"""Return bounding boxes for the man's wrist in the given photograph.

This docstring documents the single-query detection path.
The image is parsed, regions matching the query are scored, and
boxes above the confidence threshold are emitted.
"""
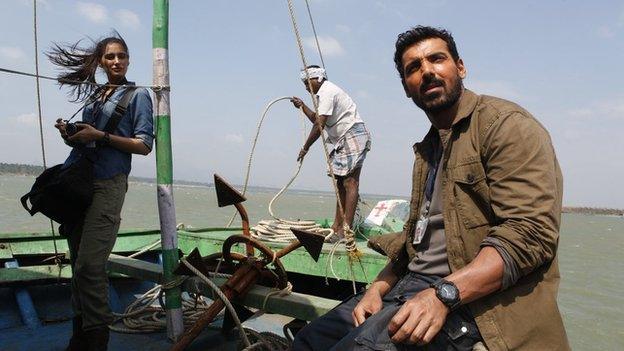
[368,280,391,297]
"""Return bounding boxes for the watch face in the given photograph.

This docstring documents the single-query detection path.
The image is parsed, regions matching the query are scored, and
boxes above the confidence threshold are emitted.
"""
[440,284,458,300]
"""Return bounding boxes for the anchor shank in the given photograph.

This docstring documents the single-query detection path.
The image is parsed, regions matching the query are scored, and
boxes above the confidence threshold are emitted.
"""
[234,202,254,256]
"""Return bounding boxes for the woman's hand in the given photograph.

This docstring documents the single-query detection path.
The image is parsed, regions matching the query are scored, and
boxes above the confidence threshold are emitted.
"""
[54,118,68,139]
[67,123,104,144]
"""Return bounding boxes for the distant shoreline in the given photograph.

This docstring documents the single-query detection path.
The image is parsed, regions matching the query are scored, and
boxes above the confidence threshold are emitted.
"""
[3,162,622,215]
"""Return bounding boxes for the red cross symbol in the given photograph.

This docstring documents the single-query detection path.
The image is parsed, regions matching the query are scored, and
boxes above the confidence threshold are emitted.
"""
[373,203,389,216]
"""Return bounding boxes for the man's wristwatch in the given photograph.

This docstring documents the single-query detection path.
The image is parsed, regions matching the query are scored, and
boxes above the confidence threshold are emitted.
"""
[430,278,461,311]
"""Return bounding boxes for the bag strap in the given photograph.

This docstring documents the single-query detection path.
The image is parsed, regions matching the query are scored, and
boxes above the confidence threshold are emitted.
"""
[103,87,138,133]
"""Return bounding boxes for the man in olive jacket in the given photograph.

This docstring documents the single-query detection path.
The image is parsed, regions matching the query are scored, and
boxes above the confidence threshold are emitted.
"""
[292,26,569,351]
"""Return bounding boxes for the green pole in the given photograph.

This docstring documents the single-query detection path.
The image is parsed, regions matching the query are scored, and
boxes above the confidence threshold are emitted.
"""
[153,0,184,341]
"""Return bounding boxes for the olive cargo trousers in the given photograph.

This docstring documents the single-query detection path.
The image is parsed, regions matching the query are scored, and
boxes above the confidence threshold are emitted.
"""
[68,174,127,330]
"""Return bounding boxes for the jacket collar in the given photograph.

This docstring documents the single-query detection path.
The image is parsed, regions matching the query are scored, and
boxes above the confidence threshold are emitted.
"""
[413,89,479,159]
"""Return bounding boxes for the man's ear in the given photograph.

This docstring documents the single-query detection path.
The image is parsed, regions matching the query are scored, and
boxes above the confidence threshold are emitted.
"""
[457,58,466,79]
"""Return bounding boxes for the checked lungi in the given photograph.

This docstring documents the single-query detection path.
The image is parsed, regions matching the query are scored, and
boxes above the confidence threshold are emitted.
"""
[328,123,371,177]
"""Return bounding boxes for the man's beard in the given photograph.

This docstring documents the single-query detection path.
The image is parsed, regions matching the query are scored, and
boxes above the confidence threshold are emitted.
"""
[412,76,463,113]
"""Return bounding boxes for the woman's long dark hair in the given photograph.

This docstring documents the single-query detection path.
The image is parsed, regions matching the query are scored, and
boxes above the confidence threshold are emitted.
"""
[46,33,129,102]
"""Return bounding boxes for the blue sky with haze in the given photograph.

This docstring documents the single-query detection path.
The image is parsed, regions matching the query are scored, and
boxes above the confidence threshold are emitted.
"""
[1,0,623,208]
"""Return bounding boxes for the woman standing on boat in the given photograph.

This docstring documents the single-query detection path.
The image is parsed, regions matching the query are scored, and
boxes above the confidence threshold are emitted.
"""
[291,66,371,242]
[49,33,153,351]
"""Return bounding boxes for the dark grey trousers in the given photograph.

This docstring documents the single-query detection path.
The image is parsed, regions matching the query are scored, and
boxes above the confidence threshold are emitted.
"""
[292,272,482,351]
[68,174,127,330]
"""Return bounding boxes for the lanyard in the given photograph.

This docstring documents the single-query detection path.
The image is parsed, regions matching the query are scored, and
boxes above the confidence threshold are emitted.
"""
[414,143,443,245]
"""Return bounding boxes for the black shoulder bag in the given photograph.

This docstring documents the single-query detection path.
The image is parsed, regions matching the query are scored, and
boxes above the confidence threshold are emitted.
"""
[20,87,137,228]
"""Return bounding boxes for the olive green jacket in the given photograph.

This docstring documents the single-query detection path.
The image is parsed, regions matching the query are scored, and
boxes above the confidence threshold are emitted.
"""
[368,89,569,350]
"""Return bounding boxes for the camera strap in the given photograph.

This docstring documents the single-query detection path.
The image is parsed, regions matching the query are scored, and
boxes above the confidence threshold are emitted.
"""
[102,86,138,134]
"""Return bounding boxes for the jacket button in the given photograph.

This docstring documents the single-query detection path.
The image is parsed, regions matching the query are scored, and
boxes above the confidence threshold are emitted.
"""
[466,174,475,183]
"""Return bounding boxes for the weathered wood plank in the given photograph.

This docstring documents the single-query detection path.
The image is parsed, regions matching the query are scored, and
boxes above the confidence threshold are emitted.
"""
[0,264,72,287]
[184,276,340,321]
[107,254,163,283]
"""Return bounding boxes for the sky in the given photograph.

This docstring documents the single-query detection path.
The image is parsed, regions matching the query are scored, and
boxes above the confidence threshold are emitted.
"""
[1,0,623,208]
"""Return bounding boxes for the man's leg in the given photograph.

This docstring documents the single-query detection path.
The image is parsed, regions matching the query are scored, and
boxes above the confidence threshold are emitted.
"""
[342,167,362,230]
[294,273,483,351]
[292,292,362,351]
[332,177,346,235]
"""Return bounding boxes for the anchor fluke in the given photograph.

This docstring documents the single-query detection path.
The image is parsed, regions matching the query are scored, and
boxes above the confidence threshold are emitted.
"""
[290,228,325,262]
[214,174,246,207]
[173,248,211,277]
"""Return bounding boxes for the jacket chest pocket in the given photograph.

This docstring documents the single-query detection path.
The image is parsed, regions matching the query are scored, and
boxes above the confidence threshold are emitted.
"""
[451,159,492,229]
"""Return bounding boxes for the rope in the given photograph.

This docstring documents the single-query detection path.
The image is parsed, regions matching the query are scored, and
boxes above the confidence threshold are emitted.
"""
[241,327,290,351]
[180,258,252,348]
[0,67,169,91]
[251,219,332,242]
[304,0,326,72]
[225,96,294,227]
[31,0,62,269]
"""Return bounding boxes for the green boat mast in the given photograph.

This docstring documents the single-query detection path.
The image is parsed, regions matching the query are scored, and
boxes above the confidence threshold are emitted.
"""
[152,0,184,341]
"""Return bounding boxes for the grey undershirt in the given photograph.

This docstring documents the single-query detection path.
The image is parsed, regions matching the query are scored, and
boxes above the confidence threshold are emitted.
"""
[408,130,451,276]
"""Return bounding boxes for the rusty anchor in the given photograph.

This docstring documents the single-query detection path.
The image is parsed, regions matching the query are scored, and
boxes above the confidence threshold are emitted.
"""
[170,174,325,351]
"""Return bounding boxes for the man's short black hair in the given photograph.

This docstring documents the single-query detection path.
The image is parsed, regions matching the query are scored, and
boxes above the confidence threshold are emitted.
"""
[393,26,460,79]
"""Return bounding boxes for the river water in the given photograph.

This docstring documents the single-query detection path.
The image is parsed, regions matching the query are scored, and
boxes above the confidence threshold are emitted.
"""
[1,174,622,349]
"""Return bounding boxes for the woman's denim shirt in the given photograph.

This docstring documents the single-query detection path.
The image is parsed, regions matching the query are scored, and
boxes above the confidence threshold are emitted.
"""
[63,83,154,179]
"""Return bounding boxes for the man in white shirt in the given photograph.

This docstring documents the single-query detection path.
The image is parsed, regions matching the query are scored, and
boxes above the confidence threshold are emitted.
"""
[291,66,371,242]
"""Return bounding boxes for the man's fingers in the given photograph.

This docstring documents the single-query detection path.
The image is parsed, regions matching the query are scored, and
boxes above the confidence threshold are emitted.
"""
[389,311,418,344]
[387,304,410,337]
[408,317,431,345]
[352,308,365,327]
[419,319,443,345]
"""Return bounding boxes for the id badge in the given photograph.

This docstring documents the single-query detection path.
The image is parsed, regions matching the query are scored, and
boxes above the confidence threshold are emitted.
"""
[413,217,429,245]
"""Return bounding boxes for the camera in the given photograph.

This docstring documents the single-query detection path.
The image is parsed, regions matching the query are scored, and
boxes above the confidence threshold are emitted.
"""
[64,122,91,137]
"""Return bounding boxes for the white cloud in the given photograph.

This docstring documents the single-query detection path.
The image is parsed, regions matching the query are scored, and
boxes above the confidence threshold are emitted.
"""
[304,36,345,57]
[597,26,616,38]
[77,2,107,24]
[14,113,40,128]
[225,133,243,144]
[335,24,351,34]
[566,98,624,121]
[116,9,140,29]
[0,46,26,61]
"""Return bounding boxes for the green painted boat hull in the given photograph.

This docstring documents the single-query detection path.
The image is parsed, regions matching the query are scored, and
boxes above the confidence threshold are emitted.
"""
[0,225,390,284]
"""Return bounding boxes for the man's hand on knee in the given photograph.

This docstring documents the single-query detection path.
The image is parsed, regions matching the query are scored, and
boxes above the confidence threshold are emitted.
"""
[352,288,383,327]
[387,288,449,345]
